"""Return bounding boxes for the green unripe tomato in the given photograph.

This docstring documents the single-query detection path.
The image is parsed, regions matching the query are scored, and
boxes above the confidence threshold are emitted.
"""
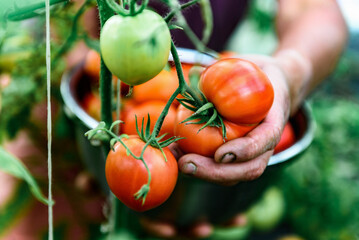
[247,187,285,232]
[100,10,171,86]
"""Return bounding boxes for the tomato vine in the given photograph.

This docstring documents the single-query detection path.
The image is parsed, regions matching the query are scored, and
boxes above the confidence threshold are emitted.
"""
[84,0,217,234]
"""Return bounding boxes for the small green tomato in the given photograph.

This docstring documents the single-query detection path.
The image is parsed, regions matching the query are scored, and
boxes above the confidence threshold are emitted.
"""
[100,10,171,86]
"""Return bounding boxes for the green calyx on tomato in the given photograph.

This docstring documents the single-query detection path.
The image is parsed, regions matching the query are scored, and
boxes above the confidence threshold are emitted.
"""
[85,118,180,210]
[174,105,256,157]
[106,136,178,212]
[134,113,183,157]
[174,58,273,156]
[100,9,171,86]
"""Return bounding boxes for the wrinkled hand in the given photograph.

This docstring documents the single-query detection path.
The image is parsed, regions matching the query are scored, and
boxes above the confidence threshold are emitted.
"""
[177,55,291,185]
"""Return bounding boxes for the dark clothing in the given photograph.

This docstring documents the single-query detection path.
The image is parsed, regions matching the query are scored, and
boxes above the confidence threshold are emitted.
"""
[151,0,249,51]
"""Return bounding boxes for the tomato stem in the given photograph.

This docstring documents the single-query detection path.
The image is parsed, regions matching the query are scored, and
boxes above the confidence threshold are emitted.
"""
[130,0,136,15]
[135,0,149,15]
[164,0,199,23]
[97,0,115,129]
[150,41,205,140]
[105,0,129,16]
[54,0,91,63]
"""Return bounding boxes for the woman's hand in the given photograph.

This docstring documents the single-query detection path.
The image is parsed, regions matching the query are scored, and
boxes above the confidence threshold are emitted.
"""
[177,55,291,185]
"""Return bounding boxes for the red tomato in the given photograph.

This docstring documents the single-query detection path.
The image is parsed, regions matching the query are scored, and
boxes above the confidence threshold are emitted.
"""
[82,92,101,120]
[199,58,274,124]
[105,136,178,211]
[83,50,130,96]
[132,70,178,103]
[174,105,256,157]
[131,65,191,105]
[122,101,176,139]
[83,49,101,78]
[274,122,296,154]
[219,51,238,59]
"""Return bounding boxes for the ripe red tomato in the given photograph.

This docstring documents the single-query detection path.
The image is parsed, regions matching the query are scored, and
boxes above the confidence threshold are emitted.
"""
[131,65,191,105]
[82,92,101,120]
[174,105,256,157]
[121,100,176,139]
[273,122,296,154]
[132,70,178,104]
[219,51,238,59]
[105,136,178,212]
[83,49,101,79]
[100,10,171,86]
[199,58,274,124]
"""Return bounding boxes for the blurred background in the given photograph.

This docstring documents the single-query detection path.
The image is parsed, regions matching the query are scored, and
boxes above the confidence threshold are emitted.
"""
[0,0,359,239]
[226,0,359,239]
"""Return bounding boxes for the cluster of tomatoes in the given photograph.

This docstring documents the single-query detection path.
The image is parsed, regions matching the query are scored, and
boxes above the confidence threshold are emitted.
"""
[82,49,189,211]
[82,47,297,211]
[81,9,296,212]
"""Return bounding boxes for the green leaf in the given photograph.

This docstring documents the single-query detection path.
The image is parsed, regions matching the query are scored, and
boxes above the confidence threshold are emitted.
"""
[83,34,100,53]
[110,138,117,151]
[109,120,123,132]
[193,102,213,115]
[2,0,69,22]
[198,108,217,132]
[0,146,53,206]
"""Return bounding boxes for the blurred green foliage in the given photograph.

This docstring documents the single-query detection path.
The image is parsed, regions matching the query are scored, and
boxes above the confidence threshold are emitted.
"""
[0,1,97,141]
[280,36,359,238]
[281,98,359,240]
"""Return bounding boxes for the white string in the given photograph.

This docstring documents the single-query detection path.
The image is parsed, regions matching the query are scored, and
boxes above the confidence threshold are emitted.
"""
[116,79,121,134]
[45,0,53,239]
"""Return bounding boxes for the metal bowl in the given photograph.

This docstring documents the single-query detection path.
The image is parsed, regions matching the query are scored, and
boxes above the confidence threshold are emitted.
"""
[60,48,315,226]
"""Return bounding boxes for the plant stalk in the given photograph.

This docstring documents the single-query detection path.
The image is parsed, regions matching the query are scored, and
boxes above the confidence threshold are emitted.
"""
[97,0,114,129]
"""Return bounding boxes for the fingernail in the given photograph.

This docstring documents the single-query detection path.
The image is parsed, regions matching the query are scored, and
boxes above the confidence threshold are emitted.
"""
[182,162,197,175]
[221,153,236,163]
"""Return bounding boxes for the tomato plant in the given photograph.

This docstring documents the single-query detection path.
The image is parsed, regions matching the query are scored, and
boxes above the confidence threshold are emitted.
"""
[105,136,178,212]
[174,105,256,157]
[199,58,274,124]
[273,122,296,154]
[100,10,171,86]
[121,100,176,139]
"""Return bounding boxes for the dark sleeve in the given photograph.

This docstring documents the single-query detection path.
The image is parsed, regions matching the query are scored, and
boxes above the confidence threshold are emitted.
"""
[150,0,249,52]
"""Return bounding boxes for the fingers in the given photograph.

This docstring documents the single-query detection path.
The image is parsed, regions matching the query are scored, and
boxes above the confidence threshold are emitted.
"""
[228,213,248,227]
[188,222,213,239]
[214,106,285,163]
[179,151,272,184]
[168,142,184,159]
[140,217,176,238]
[140,217,213,239]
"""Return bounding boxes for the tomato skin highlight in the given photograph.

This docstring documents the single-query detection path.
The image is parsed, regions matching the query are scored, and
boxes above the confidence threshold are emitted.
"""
[121,100,176,139]
[100,10,171,86]
[105,136,178,212]
[274,122,296,154]
[174,105,256,157]
[199,58,274,125]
